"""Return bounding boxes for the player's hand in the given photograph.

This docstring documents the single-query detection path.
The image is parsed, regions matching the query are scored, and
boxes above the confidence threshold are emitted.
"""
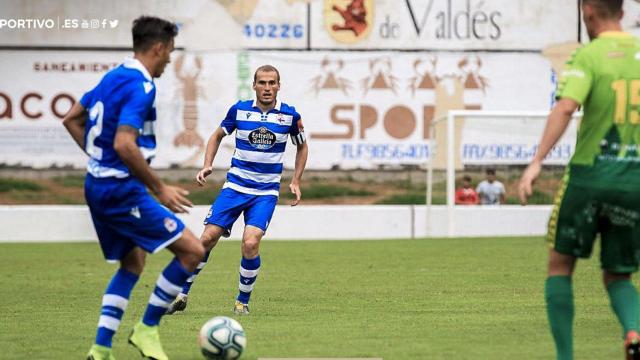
[196,166,213,187]
[518,161,542,205]
[157,185,193,214]
[289,180,302,206]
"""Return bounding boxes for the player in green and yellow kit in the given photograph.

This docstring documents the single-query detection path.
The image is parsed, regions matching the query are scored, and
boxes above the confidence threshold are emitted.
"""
[519,1,640,359]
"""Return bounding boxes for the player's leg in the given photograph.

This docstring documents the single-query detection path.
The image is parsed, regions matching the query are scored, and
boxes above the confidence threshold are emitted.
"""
[234,194,277,314]
[110,185,203,360]
[129,228,204,360]
[166,224,226,314]
[234,225,264,314]
[604,272,640,360]
[181,224,226,296]
[546,249,577,360]
[88,246,145,360]
[85,179,144,360]
[166,188,245,315]
[545,181,595,360]
[599,198,640,359]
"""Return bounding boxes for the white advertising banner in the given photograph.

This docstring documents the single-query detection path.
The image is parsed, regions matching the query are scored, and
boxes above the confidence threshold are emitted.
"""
[0,50,559,169]
[459,115,577,166]
[311,0,579,50]
[0,0,308,50]
[1,0,585,51]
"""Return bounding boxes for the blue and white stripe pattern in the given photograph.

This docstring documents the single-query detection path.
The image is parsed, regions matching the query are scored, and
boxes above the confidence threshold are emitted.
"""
[220,100,305,197]
[237,256,261,304]
[180,251,210,296]
[142,257,192,326]
[95,268,139,348]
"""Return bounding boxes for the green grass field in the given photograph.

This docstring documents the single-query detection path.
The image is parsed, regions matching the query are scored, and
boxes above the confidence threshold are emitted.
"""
[0,238,625,359]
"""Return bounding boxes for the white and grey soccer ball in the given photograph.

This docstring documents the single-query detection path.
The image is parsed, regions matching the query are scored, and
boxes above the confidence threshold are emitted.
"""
[198,316,247,359]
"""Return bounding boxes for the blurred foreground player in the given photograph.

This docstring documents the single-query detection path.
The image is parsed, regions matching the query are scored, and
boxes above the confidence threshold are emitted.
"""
[63,16,204,360]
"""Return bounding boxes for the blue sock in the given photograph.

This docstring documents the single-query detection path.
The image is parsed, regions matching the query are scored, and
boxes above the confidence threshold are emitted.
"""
[142,257,192,326]
[95,268,139,348]
[237,255,261,304]
[180,251,210,296]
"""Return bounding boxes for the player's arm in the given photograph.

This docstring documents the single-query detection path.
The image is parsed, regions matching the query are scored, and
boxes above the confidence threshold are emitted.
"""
[196,127,226,186]
[290,142,308,206]
[518,98,579,204]
[520,48,591,204]
[289,117,308,207]
[196,105,237,186]
[116,85,192,213]
[114,126,193,213]
[62,102,88,152]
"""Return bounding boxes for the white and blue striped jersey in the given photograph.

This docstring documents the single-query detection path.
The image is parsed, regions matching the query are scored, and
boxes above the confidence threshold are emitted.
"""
[79,58,157,178]
[220,99,305,196]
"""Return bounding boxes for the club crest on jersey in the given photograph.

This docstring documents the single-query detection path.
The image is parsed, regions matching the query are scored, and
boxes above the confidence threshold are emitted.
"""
[248,126,276,150]
[277,114,285,124]
[164,217,178,233]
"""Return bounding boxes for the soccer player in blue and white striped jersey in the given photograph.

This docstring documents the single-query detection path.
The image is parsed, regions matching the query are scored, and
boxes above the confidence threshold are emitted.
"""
[62,16,204,360]
[166,65,308,315]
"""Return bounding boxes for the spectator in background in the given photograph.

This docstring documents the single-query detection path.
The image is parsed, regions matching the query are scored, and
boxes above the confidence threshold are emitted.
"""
[455,175,479,205]
[476,168,505,205]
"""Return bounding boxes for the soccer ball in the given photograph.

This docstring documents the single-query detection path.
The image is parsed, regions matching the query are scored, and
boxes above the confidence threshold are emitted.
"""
[198,316,247,359]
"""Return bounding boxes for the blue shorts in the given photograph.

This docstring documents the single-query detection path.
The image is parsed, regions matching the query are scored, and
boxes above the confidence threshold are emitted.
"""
[204,187,278,233]
[85,175,185,262]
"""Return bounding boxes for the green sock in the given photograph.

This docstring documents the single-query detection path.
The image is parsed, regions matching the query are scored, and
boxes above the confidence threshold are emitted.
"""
[545,276,574,360]
[607,278,640,338]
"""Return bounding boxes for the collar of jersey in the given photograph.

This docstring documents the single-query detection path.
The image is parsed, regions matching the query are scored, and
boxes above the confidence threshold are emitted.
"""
[123,57,153,81]
[598,31,632,39]
[252,99,281,112]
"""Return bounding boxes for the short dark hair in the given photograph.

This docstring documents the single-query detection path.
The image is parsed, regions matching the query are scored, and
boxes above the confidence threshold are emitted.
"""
[253,65,280,83]
[583,0,623,19]
[462,175,472,182]
[132,16,178,53]
[486,168,496,175]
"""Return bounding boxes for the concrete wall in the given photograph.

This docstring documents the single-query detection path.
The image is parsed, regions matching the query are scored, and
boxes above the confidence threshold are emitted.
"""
[0,205,552,242]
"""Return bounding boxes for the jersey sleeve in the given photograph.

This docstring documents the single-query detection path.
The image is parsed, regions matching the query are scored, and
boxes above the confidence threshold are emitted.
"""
[219,104,238,135]
[289,110,306,145]
[118,82,155,130]
[555,47,593,104]
[79,88,95,109]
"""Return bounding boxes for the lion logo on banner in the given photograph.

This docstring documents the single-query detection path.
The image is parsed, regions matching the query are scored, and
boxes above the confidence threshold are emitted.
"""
[324,0,373,43]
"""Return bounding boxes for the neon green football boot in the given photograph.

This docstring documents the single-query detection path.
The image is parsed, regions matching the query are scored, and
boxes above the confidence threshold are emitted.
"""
[86,344,115,360]
[128,321,169,360]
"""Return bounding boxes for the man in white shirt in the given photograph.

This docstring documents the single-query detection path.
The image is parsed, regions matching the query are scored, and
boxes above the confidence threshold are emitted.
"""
[476,168,505,205]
